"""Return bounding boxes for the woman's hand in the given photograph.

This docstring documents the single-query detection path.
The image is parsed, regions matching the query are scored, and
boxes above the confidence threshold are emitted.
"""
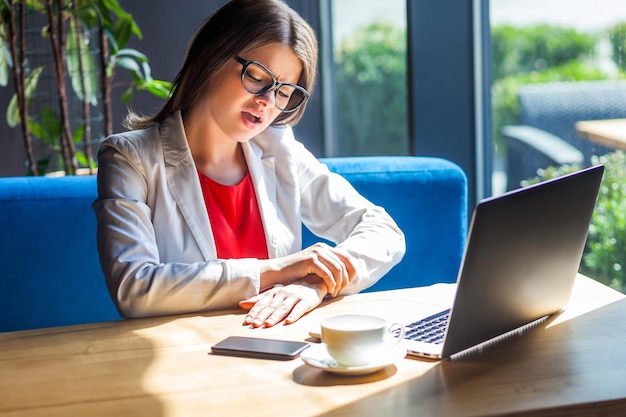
[239,275,328,327]
[259,243,356,297]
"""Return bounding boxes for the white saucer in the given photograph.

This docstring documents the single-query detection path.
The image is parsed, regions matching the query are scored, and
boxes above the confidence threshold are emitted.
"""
[300,343,406,375]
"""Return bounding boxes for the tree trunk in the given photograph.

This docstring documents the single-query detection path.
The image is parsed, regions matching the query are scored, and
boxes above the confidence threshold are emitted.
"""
[7,0,38,175]
[46,0,77,174]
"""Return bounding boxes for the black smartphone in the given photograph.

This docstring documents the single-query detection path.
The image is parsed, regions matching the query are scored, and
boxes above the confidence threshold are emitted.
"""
[210,336,310,360]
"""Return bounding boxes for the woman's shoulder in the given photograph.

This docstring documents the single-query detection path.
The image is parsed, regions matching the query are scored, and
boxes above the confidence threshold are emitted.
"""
[105,111,184,144]
[103,122,160,149]
[99,122,168,171]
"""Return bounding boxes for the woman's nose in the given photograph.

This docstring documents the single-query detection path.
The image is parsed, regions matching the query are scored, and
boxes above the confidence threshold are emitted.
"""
[255,89,277,109]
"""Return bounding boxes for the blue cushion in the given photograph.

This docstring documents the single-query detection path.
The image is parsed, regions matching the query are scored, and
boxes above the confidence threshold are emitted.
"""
[0,176,119,332]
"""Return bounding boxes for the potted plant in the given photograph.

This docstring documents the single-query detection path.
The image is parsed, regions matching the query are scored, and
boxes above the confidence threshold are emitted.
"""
[0,0,170,176]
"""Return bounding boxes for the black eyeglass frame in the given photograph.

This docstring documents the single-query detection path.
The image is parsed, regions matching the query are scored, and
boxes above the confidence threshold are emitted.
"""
[235,56,309,113]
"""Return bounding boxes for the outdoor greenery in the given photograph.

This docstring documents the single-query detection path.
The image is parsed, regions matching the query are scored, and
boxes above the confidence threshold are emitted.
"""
[335,21,626,158]
[334,21,408,156]
[491,23,626,153]
[493,23,626,292]
[491,24,598,80]
[609,23,626,71]
[522,151,626,293]
[491,24,602,153]
[0,0,170,175]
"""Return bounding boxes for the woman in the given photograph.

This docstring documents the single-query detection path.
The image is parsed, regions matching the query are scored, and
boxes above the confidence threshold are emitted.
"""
[93,0,405,328]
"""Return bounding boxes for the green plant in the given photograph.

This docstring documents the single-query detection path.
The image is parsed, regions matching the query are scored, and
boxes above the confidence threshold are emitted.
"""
[522,151,626,293]
[0,0,170,175]
[491,24,597,81]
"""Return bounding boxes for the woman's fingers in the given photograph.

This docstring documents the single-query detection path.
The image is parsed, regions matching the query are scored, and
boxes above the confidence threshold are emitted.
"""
[242,288,290,327]
[330,247,357,292]
[263,295,297,327]
[239,280,326,327]
[305,244,353,296]
[238,298,256,310]
[284,298,311,325]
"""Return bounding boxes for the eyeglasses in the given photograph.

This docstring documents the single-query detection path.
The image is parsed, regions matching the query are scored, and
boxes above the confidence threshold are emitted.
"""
[235,56,309,113]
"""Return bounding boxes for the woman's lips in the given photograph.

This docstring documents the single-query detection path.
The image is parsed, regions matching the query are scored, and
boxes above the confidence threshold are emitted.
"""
[241,110,263,129]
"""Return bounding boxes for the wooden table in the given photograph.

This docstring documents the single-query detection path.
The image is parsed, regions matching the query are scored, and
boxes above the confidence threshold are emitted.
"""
[1,274,625,417]
[576,118,626,151]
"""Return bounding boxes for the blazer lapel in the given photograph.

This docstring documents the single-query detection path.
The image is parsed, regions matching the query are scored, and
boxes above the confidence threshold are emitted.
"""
[160,112,216,259]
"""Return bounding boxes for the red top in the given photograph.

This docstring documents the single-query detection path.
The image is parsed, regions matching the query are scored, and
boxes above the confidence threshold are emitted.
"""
[198,171,269,260]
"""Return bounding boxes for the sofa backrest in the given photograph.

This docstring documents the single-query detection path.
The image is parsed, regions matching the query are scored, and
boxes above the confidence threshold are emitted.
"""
[0,175,118,332]
[0,156,467,332]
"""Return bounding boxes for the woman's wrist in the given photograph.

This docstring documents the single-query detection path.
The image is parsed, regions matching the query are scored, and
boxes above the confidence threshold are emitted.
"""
[258,258,283,288]
[292,274,328,298]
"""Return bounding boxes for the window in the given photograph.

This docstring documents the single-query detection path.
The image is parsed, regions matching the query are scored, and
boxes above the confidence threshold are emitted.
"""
[490,0,626,292]
[490,0,626,193]
[327,0,409,156]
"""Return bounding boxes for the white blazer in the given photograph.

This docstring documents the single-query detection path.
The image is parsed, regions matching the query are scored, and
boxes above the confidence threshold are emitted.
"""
[93,111,405,318]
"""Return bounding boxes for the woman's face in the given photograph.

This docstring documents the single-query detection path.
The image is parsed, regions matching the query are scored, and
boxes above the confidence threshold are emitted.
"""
[201,42,303,143]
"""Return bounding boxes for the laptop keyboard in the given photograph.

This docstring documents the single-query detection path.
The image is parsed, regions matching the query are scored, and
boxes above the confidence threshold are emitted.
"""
[397,309,451,345]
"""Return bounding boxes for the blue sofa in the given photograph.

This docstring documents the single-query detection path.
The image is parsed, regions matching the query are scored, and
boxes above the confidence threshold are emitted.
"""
[0,156,467,332]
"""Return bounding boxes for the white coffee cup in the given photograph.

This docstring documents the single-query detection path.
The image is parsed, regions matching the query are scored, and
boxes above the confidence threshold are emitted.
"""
[320,314,405,366]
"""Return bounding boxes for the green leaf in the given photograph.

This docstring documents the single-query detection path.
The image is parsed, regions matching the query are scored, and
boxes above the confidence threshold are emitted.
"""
[6,66,44,128]
[76,151,88,166]
[141,80,171,99]
[102,0,126,17]
[25,1,46,11]
[7,95,20,128]
[105,60,116,79]
[141,60,152,82]
[0,2,10,23]
[99,0,141,38]
[121,86,133,103]
[37,107,61,145]
[73,124,85,144]
[28,119,44,140]
[0,25,11,87]
[26,109,60,145]
[66,18,98,106]
[116,48,148,62]
[73,2,99,29]
[112,14,133,50]
[114,55,142,76]
[93,0,116,25]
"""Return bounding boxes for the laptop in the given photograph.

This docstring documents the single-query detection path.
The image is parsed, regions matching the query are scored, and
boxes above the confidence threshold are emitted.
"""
[312,164,604,360]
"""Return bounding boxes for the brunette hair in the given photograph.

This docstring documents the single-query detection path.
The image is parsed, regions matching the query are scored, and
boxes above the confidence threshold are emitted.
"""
[124,0,318,130]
